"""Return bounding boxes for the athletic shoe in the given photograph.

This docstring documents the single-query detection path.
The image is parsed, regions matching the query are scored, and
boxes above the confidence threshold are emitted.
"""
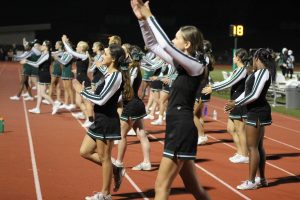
[82,120,93,128]
[255,177,268,187]
[197,135,208,145]
[112,163,125,192]
[28,107,40,114]
[132,162,151,171]
[144,114,154,120]
[59,104,68,109]
[52,105,59,115]
[42,99,50,105]
[127,129,136,136]
[66,104,76,111]
[231,155,249,164]
[54,100,61,106]
[237,180,258,190]
[151,119,163,125]
[24,96,34,101]
[229,153,240,162]
[71,112,85,120]
[21,92,29,97]
[85,192,112,200]
[10,95,20,100]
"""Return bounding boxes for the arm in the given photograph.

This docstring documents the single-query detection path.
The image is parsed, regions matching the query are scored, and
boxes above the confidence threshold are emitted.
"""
[212,67,247,91]
[81,72,122,105]
[14,51,33,61]
[89,55,103,72]
[130,67,138,86]
[25,53,49,68]
[235,69,269,106]
[31,47,42,56]
[63,40,88,60]
[55,52,73,65]
[146,16,205,76]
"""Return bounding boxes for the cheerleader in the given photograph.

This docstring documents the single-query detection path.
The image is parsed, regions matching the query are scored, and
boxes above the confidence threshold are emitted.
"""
[131,1,210,199]
[225,48,275,190]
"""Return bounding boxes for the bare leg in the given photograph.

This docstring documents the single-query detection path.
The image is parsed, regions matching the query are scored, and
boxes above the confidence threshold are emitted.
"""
[80,134,101,165]
[133,119,151,163]
[227,119,242,155]
[179,160,211,200]
[194,101,205,137]
[235,120,248,157]
[258,126,266,179]
[96,139,114,195]
[155,157,183,200]
[116,120,132,163]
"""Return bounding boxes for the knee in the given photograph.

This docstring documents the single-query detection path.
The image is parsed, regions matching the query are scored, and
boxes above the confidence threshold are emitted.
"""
[79,147,89,159]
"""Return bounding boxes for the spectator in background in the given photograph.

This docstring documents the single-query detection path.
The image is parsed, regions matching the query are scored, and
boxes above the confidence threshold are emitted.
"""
[6,48,14,61]
[287,50,295,79]
[0,47,5,61]
[278,47,288,77]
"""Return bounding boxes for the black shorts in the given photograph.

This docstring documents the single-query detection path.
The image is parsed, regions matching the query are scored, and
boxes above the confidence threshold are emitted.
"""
[77,74,91,87]
[120,97,147,121]
[151,80,163,92]
[246,104,272,127]
[162,84,170,93]
[164,111,198,160]
[38,70,51,84]
[229,106,247,120]
[88,113,121,141]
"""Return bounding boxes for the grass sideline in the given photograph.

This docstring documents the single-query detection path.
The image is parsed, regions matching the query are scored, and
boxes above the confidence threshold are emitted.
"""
[210,65,300,118]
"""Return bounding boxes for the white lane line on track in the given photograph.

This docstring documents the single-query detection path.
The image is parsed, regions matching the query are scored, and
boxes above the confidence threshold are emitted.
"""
[23,97,43,200]
[71,112,149,200]
[148,134,252,200]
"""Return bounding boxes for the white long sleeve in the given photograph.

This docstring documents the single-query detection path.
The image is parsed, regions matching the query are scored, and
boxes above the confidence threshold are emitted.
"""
[25,53,49,68]
[63,41,88,60]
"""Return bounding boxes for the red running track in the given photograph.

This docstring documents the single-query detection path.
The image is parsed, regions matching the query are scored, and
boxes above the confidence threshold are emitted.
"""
[0,61,299,200]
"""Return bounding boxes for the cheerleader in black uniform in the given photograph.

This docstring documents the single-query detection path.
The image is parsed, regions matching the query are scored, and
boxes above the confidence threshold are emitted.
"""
[82,41,105,128]
[113,46,151,186]
[131,1,210,199]
[73,44,128,200]
[203,48,249,162]
[62,35,91,120]
[225,48,275,190]
[49,41,64,105]
[193,40,215,145]
[21,40,59,115]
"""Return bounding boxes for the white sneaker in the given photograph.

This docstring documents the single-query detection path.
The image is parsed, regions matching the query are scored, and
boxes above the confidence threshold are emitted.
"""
[28,107,40,114]
[85,192,112,200]
[66,104,76,111]
[197,135,208,145]
[21,92,29,97]
[72,112,85,119]
[144,114,154,120]
[231,155,249,164]
[255,177,268,187]
[127,129,136,135]
[42,99,50,105]
[82,120,93,128]
[59,104,68,109]
[237,180,258,190]
[132,162,151,171]
[10,95,20,100]
[24,96,34,101]
[229,153,240,162]
[151,119,163,125]
[52,105,59,115]
[54,100,61,106]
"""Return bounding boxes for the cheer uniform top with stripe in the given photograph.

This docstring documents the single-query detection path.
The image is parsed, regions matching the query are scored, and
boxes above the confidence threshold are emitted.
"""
[89,54,104,86]
[157,63,177,93]
[235,68,272,126]
[81,71,123,141]
[213,66,248,120]
[15,48,41,76]
[25,52,51,84]
[120,67,147,121]
[195,56,211,102]
[141,51,156,81]
[51,51,64,77]
[140,16,205,160]
[63,41,91,87]
[55,51,74,80]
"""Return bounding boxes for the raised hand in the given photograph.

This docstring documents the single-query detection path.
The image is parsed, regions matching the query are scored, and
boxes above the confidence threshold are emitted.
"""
[130,0,152,20]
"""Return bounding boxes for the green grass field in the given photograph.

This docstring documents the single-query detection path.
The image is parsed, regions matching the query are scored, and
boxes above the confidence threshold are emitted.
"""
[210,66,300,118]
